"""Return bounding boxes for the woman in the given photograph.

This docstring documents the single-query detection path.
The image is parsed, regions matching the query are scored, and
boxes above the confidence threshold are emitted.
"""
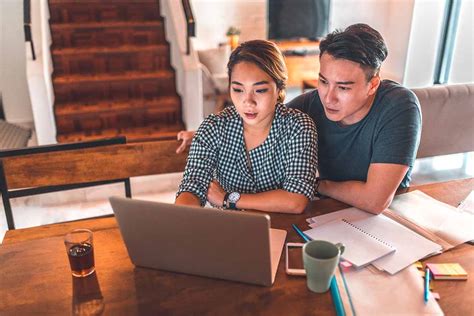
[175,40,317,214]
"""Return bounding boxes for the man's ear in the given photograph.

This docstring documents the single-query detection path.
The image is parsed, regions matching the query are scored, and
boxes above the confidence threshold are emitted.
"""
[368,75,381,96]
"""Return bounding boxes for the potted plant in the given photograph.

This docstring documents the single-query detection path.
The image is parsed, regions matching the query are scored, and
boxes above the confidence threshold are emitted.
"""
[226,26,241,50]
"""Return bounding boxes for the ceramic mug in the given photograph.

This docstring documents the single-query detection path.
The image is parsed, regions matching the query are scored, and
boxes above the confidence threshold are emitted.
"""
[302,240,345,293]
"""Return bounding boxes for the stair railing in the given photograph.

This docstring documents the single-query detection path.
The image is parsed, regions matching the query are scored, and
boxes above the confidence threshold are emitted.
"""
[24,0,36,60]
[182,0,196,55]
[161,0,203,131]
[24,0,58,145]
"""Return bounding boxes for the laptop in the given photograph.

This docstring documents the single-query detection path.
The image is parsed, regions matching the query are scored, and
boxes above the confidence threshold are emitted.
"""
[109,197,287,286]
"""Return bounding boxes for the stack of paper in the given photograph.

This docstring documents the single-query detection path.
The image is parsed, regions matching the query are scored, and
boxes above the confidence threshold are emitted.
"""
[304,219,396,268]
[390,190,474,247]
[306,208,442,274]
[426,263,468,280]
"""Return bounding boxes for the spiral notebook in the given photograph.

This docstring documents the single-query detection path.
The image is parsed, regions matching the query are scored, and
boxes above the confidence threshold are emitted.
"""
[304,219,396,268]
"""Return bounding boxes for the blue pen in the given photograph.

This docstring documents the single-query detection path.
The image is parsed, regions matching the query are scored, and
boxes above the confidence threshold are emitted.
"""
[292,224,312,242]
[424,268,430,302]
[330,276,345,316]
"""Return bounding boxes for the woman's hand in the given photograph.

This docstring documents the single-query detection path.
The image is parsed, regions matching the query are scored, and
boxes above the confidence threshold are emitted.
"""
[207,180,226,207]
[176,130,196,154]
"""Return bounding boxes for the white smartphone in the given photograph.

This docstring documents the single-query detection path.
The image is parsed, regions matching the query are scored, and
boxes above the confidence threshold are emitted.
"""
[285,242,306,276]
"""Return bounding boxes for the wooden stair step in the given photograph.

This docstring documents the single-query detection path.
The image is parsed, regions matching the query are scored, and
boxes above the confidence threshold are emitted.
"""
[55,100,182,134]
[52,44,167,55]
[49,0,159,24]
[52,45,170,76]
[53,75,178,105]
[53,70,174,85]
[57,124,185,144]
[51,21,162,30]
[49,0,183,143]
[55,97,181,116]
[51,21,165,48]
[49,0,157,3]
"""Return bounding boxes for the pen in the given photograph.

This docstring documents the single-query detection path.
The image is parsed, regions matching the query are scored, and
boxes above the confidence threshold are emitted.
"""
[424,267,430,303]
[330,276,345,316]
[292,224,312,242]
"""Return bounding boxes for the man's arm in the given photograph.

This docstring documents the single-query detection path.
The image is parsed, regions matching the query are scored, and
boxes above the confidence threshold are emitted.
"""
[321,88,421,215]
[317,163,409,214]
[176,130,196,154]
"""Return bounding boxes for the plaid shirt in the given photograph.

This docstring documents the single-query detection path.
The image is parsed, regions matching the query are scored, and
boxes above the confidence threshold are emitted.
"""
[177,103,318,206]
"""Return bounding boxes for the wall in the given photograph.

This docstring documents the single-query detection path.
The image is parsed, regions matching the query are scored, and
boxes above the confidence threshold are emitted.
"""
[192,0,416,84]
[330,0,415,84]
[191,0,267,50]
[0,0,33,124]
[403,0,445,88]
[448,0,474,84]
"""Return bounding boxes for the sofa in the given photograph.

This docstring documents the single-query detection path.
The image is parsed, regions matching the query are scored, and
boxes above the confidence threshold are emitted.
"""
[412,83,474,158]
[197,45,231,117]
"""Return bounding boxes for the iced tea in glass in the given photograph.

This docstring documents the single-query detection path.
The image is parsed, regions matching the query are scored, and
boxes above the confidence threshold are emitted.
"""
[64,229,95,277]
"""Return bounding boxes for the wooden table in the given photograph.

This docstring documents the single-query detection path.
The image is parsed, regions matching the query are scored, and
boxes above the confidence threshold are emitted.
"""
[1,179,473,315]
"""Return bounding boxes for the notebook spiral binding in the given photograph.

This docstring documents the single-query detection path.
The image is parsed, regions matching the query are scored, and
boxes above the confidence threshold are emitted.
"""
[342,219,395,249]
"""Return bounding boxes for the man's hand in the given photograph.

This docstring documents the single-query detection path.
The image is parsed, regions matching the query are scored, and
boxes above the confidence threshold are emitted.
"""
[207,180,226,207]
[176,130,196,154]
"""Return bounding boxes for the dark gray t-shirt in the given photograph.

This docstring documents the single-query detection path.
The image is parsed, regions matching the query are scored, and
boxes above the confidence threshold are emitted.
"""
[287,80,421,188]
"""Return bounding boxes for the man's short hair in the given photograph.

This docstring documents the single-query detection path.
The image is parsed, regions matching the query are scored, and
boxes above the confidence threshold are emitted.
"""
[319,23,388,81]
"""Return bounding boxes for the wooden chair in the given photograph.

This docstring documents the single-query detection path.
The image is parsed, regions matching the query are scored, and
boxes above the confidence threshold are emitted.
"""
[0,138,188,230]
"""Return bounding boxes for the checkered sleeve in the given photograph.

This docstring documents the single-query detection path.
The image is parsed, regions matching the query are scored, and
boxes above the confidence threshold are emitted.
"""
[282,114,318,199]
[176,115,220,206]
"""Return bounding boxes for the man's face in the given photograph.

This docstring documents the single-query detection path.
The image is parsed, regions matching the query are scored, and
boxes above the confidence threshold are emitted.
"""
[318,53,380,126]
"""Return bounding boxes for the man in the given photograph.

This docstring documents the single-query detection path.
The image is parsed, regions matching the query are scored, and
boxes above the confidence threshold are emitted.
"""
[287,23,421,214]
[177,23,421,215]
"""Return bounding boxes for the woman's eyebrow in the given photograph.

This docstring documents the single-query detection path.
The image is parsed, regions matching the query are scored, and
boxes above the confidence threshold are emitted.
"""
[230,80,270,86]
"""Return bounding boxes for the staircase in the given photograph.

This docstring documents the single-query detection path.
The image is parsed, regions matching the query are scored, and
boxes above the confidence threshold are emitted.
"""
[48,0,184,143]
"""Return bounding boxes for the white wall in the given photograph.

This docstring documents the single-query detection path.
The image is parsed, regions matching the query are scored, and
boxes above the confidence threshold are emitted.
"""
[330,0,415,84]
[191,0,267,50]
[0,0,33,124]
[192,0,417,84]
[403,0,445,88]
[448,0,474,84]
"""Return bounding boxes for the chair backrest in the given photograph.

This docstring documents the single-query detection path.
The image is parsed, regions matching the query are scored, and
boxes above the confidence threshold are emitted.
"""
[0,139,188,230]
[412,83,474,158]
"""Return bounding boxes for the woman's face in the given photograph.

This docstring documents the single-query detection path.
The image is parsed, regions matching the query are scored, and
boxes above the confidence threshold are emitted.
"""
[230,61,280,130]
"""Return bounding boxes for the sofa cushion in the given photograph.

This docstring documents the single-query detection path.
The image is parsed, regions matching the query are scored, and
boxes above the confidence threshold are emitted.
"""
[412,83,474,158]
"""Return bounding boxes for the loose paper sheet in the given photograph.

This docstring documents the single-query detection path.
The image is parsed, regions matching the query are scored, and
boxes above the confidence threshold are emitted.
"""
[343,265,444,315]
[390,190,474,245]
